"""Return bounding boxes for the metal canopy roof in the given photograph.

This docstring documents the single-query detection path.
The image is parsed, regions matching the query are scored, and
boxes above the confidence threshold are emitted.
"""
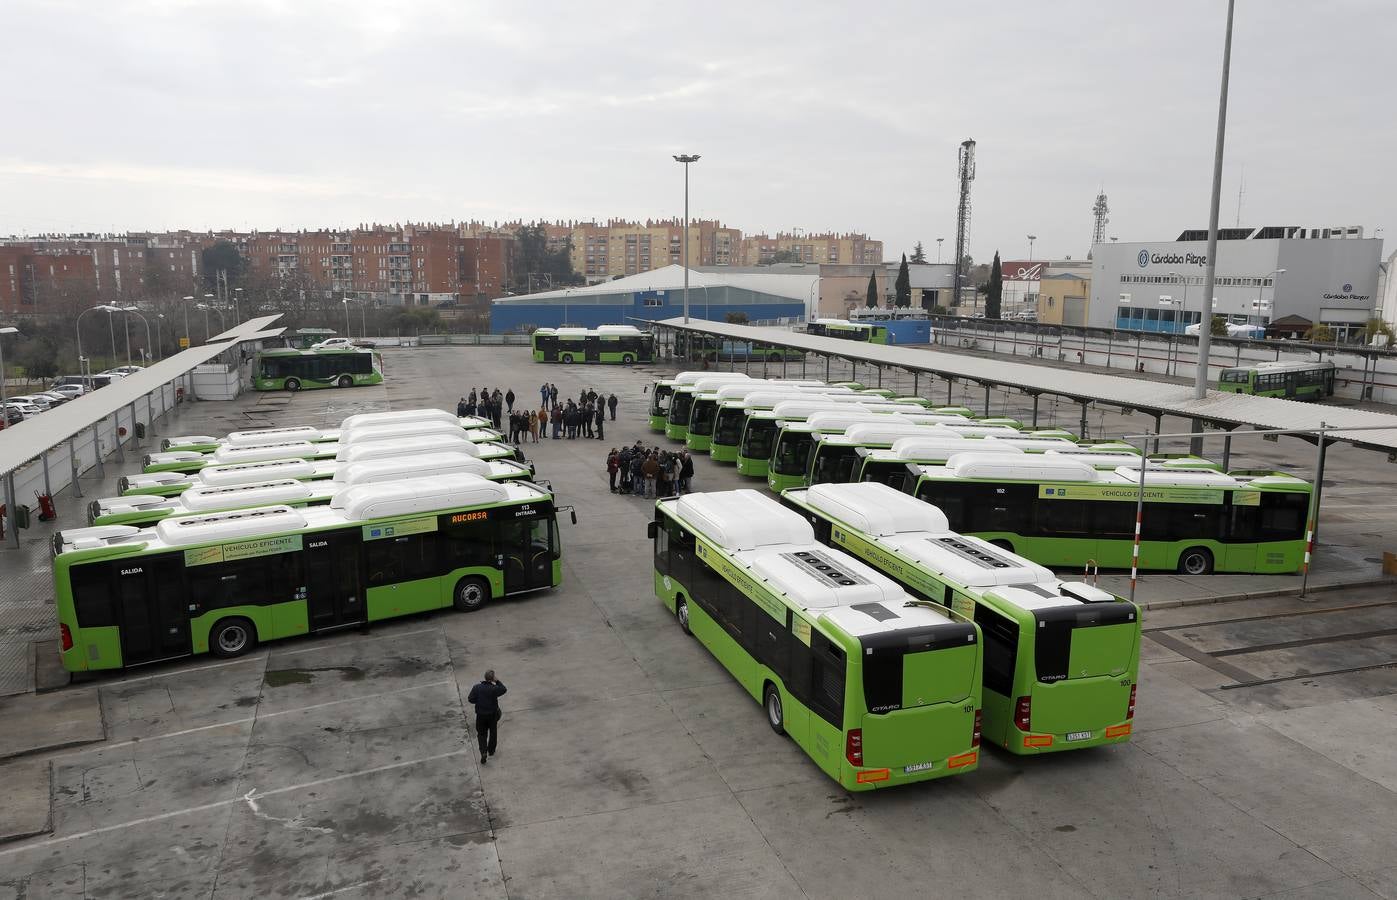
[654,318,1397,454]
[0,315,285,478]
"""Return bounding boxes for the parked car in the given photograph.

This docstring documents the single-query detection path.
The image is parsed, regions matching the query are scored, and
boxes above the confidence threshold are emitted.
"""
[34,391,71,406]
[52,375,93,394]
[310,338,354,350]
[1,402,42,422]
[100,365,144,376]
[49,383,87,400]
[8,394,54,412]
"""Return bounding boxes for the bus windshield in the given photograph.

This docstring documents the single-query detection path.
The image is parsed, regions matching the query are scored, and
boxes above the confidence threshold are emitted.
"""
[772,431,815,475]
[689,399,718,435]
[650,384,674,416]
[810,445,858,484]
[1033,605,1137,683]
[861,623,980,713]
[714,408,747,445]
[668,391,696,425]
[740,419,777,459]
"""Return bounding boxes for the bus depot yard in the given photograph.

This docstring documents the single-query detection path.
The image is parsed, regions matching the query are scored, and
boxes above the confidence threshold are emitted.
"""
[1,346,1396,898]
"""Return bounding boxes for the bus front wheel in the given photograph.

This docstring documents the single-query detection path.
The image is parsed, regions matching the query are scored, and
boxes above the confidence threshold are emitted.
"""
[561,353,574,364]
[453,577,491,612]
[622,354,634,365]
[676,596,692,635]
[1178,547,1214,576]
[284,378,301,392]
[764,683,786,735]
[337,375,353,388]
[210,618,258,658]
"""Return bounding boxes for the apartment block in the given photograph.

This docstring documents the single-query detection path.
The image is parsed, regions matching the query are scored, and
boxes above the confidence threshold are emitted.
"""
[740,232,882,266]
[0,247,98,315]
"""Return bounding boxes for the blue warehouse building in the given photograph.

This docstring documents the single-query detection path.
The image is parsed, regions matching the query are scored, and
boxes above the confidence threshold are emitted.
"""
[489,264,813,333]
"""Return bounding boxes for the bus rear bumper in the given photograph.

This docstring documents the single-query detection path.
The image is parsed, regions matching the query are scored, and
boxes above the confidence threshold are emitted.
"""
[1003,721,1133,755]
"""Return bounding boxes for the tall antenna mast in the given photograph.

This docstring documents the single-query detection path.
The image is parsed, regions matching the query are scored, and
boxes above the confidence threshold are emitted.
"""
[1235,165,1245,227]
[1090,190,1110,255]
[953,139,976,309]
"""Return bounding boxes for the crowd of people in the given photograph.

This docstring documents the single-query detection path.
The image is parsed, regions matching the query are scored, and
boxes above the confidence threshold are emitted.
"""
[457,384,620,445]
[607,443,693,498]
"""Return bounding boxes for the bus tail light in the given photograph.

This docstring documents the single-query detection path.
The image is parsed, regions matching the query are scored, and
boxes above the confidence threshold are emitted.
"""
[971,710,983,748]
[1126,684,1137,720]
[1014,696,1031,732]
[845,729,863,766]
[60,623,73,652]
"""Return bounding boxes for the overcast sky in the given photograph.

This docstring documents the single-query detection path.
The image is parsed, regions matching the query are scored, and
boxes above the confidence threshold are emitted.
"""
[2,0,1392,263]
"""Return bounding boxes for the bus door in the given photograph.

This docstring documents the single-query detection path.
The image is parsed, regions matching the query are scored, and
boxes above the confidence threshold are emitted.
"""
[585,337,602,362]
[539,336,559,362]
[500,514,555,594]
[303,530,365,629]
[117,555,191,665]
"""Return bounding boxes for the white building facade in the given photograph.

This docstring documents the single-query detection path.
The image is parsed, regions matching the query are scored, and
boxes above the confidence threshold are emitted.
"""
[1091,227,1382,341]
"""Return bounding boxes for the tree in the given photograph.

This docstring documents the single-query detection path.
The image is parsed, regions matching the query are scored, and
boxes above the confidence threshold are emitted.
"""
[513,224,580,292]
[724,311,749,325]
[895,254,911,308]
[865,272,878,309]
[909,242,927,265]
[1305,324,1334,343]
[1364,317,1394,346]
[985,252,1003,319]
[201,241,246,293]
[763,249,801,265]
[1210,315,1229,337]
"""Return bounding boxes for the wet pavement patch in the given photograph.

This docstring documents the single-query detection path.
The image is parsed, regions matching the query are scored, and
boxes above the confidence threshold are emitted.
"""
[263,666,366,687]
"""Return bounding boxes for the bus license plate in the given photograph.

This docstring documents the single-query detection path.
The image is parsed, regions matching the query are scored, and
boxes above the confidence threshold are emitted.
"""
[904,762,936,774]
[1066,731,1094,742]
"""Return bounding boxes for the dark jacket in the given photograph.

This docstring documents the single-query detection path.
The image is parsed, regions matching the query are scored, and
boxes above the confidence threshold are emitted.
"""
[680,455,694,479]
[594,406,604,425]
[467,679,507,715]
[608,394,618,410]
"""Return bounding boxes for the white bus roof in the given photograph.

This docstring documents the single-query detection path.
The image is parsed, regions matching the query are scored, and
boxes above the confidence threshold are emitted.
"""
[791,484,1119,606]
[667,491,922,616]
[803,410,906,432]
[1238,360,1336,374]
[339,408,459,430]
[211,441,323,466]
[180,479,314,512]
[1108,467,1241,488]
[336,433,478,462]
[979,434,1079,451]
[337,420,465,445]
[942,453,1100,482]
[331,473,511,519]
[334,451,492,483]
[673,371,746,386]
[773,401,874,420]
[840,422,950,445]
[164,434,220,446]
[596,324,644,335]
[225,425,329,447]
[197,457,322,486]
[155,504,310,547]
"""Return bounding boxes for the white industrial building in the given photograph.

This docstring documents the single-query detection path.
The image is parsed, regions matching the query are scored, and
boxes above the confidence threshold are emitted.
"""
[1090,226,1382,342]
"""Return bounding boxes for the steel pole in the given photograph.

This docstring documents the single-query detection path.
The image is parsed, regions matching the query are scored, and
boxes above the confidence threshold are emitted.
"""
[107,309,118,368]
[1194,0,1236,406]
[682,163,690,324]
[1300,424,1325,598]
[0,332,6,408]
[1129,433,1149,605]
[4,474,17,548]
[69,440,82,499]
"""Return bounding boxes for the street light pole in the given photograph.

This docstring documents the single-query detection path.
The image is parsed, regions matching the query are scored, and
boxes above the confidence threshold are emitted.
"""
[673,153,700,324]
[1027,234,1037,260]
[1194,0,1236,402]
[1255,268,1285,324]
[936,238,944,263]
[343,298,352,338]
[124,308,152,364]
[182,295,193,347]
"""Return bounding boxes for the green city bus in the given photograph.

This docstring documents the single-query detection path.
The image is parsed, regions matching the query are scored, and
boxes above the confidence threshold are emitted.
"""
[733,397,935,479]
[806,319,891,344]
[532,325,653,364]
[712,391,834,463]
[781,481,1140,755]
[1218,361,1336,400]
[253,348,384,392]
[138,432,519,479]
[91,452,536,527]
[647,371,739,432]
[673,332,803,363]
[910,452,1311,574]
[804,421,1028,488]
[684,381,833,453]
[651,489,982,789]
[54,475,572,671]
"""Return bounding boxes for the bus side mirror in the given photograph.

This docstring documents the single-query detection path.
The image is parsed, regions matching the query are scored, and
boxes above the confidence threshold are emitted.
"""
[570,510,577,525]
[646,521,657,539]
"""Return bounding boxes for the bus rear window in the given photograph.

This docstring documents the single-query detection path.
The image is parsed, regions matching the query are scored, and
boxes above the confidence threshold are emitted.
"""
[1034,605,1137,683]
[861,624,978,713]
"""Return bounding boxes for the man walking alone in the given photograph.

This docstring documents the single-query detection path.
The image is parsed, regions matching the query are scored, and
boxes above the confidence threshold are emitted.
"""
[467,670,507,764]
